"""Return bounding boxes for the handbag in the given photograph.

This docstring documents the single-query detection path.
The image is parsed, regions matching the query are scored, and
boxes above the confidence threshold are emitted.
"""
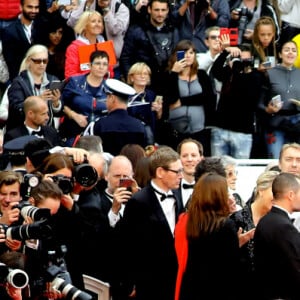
[168,106,191,134]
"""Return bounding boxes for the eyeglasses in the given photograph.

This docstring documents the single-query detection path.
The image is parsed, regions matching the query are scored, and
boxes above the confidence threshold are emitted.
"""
[226,170,238,177]
[31,58,49,64]
[163,167,184,175]
[208,35,219,40]
[92,62,108,67]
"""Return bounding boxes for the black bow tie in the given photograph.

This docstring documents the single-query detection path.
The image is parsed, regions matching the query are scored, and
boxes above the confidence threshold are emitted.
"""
[182,183,194,189]
[31,130,43,137]
[152,186,175,202]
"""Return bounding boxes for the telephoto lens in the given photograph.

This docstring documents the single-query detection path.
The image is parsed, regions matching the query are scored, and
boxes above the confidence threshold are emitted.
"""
[20,205,51,221]
[74,164,98,187]
[0,263,29,288]
[51,277,93,300]
[6,219,53,241]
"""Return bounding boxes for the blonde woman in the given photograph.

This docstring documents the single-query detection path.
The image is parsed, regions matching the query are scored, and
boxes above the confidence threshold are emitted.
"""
[64,10,107,78]
[127,62,162,144]
[7,44,62,131]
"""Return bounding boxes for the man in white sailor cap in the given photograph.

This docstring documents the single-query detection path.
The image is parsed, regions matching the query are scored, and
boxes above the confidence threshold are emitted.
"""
[93,79,147,155]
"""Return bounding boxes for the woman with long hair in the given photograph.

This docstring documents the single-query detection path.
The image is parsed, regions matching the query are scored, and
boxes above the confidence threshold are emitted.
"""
[175,172,241,300]
[164,39,215,150]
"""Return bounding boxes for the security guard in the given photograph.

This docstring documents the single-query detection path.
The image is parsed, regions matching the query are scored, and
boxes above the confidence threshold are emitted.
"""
[93,79,147,156]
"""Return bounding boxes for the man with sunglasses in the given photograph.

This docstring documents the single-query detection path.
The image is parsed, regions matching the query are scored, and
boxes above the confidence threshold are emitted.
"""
[197,26,222,72]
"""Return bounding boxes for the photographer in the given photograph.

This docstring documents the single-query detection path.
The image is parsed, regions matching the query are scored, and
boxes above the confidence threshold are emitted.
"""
[229,0,280,43]
[31,152,101,291]
[0,171,24,253]
[210,41,266,158]
[11,180,62,300]
[0,251,27,300]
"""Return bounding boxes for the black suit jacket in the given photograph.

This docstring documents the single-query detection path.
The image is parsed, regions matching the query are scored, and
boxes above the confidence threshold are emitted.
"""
[120,184,184,300]
[4,124,62,147]
[2,18,47,81]
[254,206,300,299]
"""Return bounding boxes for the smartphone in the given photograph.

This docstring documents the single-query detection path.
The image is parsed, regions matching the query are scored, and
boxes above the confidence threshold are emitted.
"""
[219,27,229,38]
[154,95,163,104]
[57,0,71,5]
[49,80,63,91]
[119,178,134,192]
[262,61,271,68]
[270,95,282,108]
[176,50,185,61]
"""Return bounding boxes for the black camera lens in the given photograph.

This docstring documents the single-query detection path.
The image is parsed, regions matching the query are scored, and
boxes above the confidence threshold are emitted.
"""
[74,164,98,187]
[51,175,74,194]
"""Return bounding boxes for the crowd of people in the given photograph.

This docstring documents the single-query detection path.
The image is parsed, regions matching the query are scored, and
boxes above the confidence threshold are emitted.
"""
[1,0,300,299]
[0,0,300,158]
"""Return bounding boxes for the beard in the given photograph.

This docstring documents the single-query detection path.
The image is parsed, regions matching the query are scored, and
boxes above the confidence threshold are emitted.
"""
[23,10,38,21]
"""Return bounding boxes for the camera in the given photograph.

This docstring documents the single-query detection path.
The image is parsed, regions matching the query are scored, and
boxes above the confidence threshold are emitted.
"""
[51,277,92,300]
[21,173,41,201]
[13,202,51,222]
[45,247,92,300]
[3,219,52,241]
[51,175,74,194]
[230,56,254,72]
[0,263,29,289]
[235,7,253,44]
[72,156,98,188]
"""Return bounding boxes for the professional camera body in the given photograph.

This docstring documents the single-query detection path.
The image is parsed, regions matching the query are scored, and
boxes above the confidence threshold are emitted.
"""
[230,56,254,72]
[235,7,254,44]
[0,263,29,289]
[72,156,98,188]
[50,161,98,195]
[45,246,92,300]
[1,201,52,241]
[51,175,74,194]
[20,173,41,201]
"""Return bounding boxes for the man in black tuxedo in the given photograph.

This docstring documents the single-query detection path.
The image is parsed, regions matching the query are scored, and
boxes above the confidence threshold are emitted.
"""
[254,172,300,299]
[2,0,47,81]
[120,146,184,300]
[4,95,61,146]
[174,138,204,210]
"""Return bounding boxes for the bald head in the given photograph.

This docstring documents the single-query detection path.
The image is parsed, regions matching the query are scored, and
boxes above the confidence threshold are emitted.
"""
[24,96,47,114]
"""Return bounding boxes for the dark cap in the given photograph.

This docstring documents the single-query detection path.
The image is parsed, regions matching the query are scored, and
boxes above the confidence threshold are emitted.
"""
[104,78,136,100]
[4,135,39,156]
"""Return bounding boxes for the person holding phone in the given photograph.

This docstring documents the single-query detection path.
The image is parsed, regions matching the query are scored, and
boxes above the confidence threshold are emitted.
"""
[6,44,63,132]
[164,39,215,152]
[258,40,300,159]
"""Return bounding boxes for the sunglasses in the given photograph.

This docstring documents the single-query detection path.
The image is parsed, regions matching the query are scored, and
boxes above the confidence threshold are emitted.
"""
[207,35,219,40]
[31,58,49,64]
